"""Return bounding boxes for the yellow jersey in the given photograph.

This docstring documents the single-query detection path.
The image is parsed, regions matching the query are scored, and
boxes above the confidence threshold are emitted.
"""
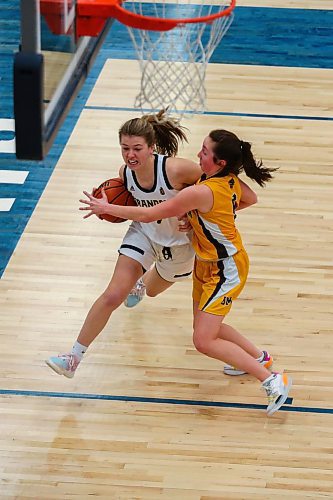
[188,173,245,261]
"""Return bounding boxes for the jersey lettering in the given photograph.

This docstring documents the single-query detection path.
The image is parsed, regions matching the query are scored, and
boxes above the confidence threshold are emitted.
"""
[135,199,163,208]
[232,193,238,220]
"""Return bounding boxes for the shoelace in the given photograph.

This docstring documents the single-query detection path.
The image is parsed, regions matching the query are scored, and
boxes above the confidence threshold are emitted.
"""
[265,391,276,404]
[262,376,279,403]
[59,354,78,370]
[130,281,146,297]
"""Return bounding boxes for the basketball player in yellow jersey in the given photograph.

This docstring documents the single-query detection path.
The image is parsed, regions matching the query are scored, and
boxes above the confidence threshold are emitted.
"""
[80,129,292,416]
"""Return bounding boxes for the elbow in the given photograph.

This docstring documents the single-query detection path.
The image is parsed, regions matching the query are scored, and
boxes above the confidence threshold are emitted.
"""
[246,192,258,207]
[252,193,258,205]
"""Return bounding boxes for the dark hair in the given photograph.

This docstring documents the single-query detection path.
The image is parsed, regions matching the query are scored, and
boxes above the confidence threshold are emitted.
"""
[119,109,188,157]
[209,129,277,187]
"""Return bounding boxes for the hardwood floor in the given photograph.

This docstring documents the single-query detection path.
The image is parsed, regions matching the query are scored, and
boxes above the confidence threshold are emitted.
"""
[1,1,333,498]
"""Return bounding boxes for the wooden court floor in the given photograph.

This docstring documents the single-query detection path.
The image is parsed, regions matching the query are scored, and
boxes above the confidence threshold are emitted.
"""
[1,3,333,500]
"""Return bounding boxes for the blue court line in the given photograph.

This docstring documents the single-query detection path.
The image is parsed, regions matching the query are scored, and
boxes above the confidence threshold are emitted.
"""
[1,388,332,415]
[84,105,333,122]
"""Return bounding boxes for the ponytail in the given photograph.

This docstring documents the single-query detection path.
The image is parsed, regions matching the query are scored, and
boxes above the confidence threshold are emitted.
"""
[209,130,277,187]
[240,140,277,187]
[119,109,188,157]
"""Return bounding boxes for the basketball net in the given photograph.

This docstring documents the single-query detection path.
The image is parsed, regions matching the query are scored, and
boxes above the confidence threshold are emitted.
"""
[123,1,235,120]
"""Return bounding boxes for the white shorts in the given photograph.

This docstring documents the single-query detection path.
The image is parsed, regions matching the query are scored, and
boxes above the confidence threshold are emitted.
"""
[118,222,194,283]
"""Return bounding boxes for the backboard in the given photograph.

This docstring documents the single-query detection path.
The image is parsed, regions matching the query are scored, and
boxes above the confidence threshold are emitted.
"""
[14,0,113,160]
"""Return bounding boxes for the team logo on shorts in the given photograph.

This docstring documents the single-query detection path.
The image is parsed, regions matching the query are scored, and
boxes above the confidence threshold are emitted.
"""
[221,296,232,306]
[162,246,172,260]
[160,187,165,195]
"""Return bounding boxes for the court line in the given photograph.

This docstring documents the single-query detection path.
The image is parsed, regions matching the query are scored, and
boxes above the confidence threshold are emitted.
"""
[2,388,332,415]
[0,118,15,153]
[0,170,29,184]
[84,105,333,121]
[0,198,15,211]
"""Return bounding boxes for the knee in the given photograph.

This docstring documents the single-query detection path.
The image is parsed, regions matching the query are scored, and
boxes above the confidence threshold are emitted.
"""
[101,289,124,310]
[193,331,211,356]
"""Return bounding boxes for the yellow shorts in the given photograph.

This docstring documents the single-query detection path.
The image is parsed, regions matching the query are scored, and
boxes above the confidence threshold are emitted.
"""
[192,249,249,316]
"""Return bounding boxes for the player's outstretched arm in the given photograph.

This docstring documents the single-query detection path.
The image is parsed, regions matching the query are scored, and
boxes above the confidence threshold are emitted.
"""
[79,184,212,222]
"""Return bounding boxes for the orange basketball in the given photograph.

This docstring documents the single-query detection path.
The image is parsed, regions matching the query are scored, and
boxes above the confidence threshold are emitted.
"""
[93,177,136,223]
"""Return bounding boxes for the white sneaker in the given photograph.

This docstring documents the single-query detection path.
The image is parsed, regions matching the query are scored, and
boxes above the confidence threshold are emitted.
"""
[224,350,273,376]
[45,353,80,378]
[124,279,146,308]
[262,372,292,416]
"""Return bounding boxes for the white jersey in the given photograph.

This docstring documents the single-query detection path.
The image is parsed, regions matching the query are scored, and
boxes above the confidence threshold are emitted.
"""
[123,154,189,247]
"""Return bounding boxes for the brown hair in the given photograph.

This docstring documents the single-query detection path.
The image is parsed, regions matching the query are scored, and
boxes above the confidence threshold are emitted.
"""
[209,129,277,187]
[119,109,188,157]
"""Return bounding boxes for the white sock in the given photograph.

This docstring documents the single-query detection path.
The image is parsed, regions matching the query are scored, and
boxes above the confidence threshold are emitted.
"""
[71,341,87,360]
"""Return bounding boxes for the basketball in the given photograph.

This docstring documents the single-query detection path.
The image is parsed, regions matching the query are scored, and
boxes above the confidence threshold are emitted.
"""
[93,177,136,223]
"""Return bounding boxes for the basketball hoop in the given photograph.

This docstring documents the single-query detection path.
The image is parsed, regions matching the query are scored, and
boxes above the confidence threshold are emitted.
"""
[77,0,236,118]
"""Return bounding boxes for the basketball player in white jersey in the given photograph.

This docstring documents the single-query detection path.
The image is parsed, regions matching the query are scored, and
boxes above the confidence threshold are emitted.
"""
[120,139,196,306]
[45,110,202,377]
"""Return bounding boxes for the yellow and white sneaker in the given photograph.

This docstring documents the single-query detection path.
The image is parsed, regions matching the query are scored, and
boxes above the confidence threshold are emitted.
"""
[224,350,273,376]
[262,372,292,416]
